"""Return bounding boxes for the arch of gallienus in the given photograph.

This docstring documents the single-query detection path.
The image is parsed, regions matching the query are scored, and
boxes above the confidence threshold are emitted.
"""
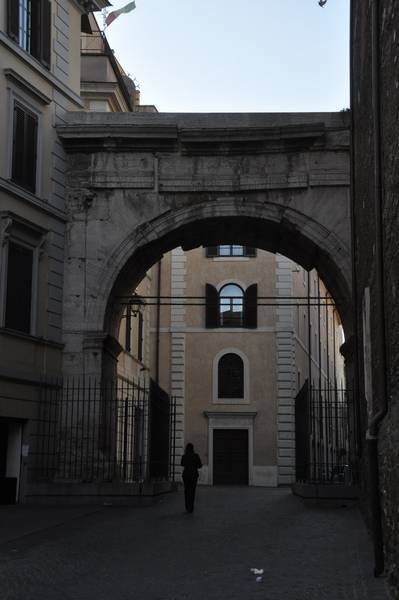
[58,111,351,378]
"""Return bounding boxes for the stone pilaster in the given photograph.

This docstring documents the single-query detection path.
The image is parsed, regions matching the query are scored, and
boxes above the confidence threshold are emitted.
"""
[275,254,296,484]
[170,248,187,477]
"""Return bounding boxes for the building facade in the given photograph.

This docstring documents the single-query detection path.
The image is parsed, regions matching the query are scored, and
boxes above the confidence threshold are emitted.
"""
[351,0,399,593]
[0,0,157,503]
[146,245,345,487]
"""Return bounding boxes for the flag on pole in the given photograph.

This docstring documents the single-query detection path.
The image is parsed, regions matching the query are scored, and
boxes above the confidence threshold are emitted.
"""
[105,1,136,27]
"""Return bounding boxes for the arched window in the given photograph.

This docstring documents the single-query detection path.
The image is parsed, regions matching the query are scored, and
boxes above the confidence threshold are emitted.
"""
[219,284,244,327]
[218,353,244,398]
[205,283,258,329]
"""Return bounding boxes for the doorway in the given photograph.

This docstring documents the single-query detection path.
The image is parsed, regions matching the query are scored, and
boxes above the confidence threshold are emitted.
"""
[213,429,248,485]
[0,420,22,504]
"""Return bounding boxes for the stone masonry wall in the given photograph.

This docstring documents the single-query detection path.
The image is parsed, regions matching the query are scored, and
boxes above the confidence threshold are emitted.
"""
[352,0,399,595]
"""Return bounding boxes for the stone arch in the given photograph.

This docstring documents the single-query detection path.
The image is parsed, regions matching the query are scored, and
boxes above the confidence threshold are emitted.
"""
[92,197,352,343]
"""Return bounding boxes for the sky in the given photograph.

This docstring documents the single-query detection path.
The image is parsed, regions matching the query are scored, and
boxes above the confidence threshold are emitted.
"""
[103,0,350,113]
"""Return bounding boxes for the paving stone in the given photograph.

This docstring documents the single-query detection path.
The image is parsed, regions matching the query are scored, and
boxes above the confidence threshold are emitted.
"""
[0,487,391,600]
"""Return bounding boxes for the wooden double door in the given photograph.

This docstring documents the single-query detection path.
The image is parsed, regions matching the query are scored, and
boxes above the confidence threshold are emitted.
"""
[213,429,248,485]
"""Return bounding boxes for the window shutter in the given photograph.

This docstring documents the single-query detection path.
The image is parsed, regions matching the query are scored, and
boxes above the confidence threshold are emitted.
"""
[7,0,19,42]
[30,0,41,60]
[12,106,37,193]
[12,106,25,185]
[244,246,256,257]
[206,246,218,258]
[205,283,219,328]
[30,0,51,68]
[41,0,51,68]
[25,113,38,192]
[244,283,257,329]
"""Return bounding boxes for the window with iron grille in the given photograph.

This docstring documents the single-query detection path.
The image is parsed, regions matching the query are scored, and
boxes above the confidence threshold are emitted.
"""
[218,353,244,398]
[11,103,38,193]
[7,0,51,68]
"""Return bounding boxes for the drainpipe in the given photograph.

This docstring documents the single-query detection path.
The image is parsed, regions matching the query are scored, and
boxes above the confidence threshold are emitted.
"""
[366,0,388,577]
[155,259,162,383]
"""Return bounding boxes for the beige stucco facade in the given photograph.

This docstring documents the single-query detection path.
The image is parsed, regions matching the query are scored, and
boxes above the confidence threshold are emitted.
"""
[0,0,112,503]
[140,246,345,487]
[117,271,153,383]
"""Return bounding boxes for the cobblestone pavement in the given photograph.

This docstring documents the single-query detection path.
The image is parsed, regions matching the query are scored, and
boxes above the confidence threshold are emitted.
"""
[0,487,391,600]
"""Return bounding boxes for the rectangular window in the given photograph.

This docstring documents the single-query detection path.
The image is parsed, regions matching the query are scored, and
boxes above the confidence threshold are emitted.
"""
[137,312,144,362]
[206,246,256,258]
[5,241,33,333]
[11,103,38,193]
[8,0,51,68]
[19,0,31,51]
[125,310,131,353]
[219,245,244,256]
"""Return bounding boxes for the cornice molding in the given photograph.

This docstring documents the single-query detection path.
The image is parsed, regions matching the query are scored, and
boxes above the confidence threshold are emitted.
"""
[57,123,179,152]
[57,116,350,156]
[0,178,67,223]
[4,68,52,104]
[204,410,258,419]
[73,0,111,13]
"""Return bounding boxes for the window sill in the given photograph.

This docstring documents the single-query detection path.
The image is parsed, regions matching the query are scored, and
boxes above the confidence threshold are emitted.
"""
[121,349,147,368]
[5,68,51,105]
[213,398,249,405]
[212,257,250,262]
[218,326,256,331]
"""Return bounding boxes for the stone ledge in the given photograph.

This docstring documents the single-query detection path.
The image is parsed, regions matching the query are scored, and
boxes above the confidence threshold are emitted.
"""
[24,481,178,506]
[292,482,360,501]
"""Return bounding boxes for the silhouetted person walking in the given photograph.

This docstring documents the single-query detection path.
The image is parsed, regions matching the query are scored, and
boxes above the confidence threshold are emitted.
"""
[181,443,202,513]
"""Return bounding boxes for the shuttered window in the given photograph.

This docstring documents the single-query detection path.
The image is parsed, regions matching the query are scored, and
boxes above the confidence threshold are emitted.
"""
[205,283,258,328]
[206,246,257,257]
[7,0,51,68]
[12,104,38,193]
[5,242,33,333]
[218,353,244,398]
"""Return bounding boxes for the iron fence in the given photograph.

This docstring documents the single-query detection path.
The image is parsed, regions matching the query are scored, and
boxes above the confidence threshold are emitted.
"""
[31,377,176,484]
[295,381,358,484]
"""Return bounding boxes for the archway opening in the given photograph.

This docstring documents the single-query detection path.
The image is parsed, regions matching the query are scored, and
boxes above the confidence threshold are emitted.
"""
[103,215,352,343]
[101,216,354,490]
